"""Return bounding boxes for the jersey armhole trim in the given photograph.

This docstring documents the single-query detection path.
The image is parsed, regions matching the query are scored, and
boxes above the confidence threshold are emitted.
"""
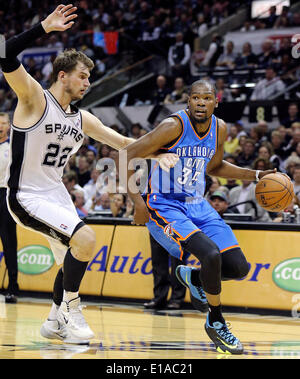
[11,92,49,132]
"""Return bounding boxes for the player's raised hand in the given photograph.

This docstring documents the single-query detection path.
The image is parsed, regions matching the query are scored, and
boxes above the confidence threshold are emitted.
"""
[41,4,78,33]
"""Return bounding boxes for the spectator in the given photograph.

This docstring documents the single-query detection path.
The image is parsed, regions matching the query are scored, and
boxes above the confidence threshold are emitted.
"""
[164,77,189,105]
[215,78,233,103]
[216,40,236,69]
[283,127,300,158]
[292,164,300,198]
[224,124,239,154]
[252,157,272,171]
[202,33,223,68]
[86,147,98,171]
[189,49,206,76]
[228,178,271,222]
[271,130,286,163]
[220,155,242,191]
[236,138,257,167]
[209,190,238,217]
[280,103,300,129]
[250,66,285,100]
[168,32,191,80]
[258,142,281,170]
[71,193,86,218]
[284,156,300,178]
[83,168,101,206]
[149,75,171,105]
[89,192,112,213]
[234,42,257,69]
[204,176,221,200]
[264,6,278,28]
[256,40,278,68]
[0,89,12,112]
[130,123,143,139]
[72,190,88,217]
[62,170,84,194]
[109,193,127,217]
[74,155,91,187]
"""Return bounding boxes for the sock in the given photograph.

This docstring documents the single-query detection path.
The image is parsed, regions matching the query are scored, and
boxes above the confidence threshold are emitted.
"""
[208,303,225,325]
[48,303,59,321]
[63,290,79,303]
[63,248,89,293]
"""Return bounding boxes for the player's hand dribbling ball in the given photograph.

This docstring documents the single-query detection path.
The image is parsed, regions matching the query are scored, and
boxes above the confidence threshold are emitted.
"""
[255,172,294,212]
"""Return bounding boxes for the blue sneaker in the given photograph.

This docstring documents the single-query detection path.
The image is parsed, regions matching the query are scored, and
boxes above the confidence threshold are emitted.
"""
[175,265,208,312]
[205,314,244,355]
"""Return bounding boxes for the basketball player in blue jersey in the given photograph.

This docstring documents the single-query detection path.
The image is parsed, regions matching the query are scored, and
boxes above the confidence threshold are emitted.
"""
[0,4,178,345]
[122,80,275,355]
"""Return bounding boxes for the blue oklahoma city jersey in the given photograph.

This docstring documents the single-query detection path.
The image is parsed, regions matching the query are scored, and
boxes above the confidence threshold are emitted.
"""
[144,110,239,260]
[148,109,218,199]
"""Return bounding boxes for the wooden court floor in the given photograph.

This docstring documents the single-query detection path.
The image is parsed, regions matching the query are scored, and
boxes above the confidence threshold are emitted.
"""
[0,295,300,360]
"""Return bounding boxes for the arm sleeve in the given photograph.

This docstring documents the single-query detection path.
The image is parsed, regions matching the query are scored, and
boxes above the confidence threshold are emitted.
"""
[0,23,46,73]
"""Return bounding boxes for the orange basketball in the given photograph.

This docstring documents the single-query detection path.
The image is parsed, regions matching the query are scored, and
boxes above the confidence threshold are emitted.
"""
[255,173,294,212]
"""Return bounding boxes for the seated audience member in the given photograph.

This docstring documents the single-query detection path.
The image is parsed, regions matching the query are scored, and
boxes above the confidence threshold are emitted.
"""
[215,40,236,69]
[88,192,112,213]
[62,170,84,194]
[74,155,91,187]
[228,178,271,222]
[224,124,239,154]
[149,75,171,105]
[280,103,300,129]
[250,66,285,100]
[83,168,101,205]
[234,42,258,68]
[209,190,238,217]
[292,164,300,198]
[236,138,257,167]
[72,190,88,217]
[215,78,233,103]
[109,193,127,217]
[164,77,189,105]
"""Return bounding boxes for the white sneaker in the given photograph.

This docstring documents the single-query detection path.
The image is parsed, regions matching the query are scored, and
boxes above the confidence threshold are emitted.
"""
[40,319,68,341]
[57,297,94,344]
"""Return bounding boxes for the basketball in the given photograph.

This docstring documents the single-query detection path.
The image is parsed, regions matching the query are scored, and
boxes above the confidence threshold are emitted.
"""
[255,173,294,212]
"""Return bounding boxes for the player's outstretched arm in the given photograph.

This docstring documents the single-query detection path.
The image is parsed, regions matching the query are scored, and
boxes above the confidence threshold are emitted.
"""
[1,4,77,102]
[206,119,275,180]
[81,109,135,150]
[81,109,179,170]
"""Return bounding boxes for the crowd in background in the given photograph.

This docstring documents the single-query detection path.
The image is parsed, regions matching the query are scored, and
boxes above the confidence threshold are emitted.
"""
[1,1,300,222]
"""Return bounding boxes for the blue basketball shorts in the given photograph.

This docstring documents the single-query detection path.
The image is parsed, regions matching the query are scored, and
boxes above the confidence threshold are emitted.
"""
[144,193,239,261]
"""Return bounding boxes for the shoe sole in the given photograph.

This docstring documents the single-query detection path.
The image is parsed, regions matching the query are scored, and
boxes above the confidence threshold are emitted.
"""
[175,266,209,313]
[204,323,244,355]
[40,326,65,341]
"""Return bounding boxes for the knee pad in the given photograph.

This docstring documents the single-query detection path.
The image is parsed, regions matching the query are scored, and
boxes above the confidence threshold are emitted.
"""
[221,247,250,280]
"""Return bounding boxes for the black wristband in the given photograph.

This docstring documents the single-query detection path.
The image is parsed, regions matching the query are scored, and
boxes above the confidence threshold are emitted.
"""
[0,56,21,73]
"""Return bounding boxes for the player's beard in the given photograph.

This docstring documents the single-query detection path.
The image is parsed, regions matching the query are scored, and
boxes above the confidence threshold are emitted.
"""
[65,83,82,101]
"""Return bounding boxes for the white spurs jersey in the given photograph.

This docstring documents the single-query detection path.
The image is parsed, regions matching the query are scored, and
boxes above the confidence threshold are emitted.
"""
[6,90,84,194]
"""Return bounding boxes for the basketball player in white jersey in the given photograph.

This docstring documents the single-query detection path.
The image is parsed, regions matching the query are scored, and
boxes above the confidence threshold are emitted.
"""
[0,4,178,344]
